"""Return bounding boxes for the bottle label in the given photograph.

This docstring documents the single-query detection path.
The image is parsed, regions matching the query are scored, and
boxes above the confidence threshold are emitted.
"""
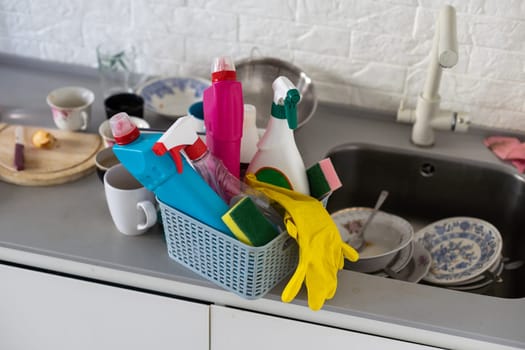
[254,167,293,190]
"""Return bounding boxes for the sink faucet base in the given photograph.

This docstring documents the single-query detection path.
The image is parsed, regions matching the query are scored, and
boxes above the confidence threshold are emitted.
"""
[412,94,439,146]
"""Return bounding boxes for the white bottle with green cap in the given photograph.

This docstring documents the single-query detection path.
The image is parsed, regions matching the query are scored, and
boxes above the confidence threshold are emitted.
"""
[246,76,309,195]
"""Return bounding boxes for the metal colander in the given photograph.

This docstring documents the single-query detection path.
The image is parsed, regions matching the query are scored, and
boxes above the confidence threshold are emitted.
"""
[235,57,317,129]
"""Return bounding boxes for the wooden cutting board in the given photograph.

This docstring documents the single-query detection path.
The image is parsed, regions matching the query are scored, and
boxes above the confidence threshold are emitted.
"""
[0,123,103,186]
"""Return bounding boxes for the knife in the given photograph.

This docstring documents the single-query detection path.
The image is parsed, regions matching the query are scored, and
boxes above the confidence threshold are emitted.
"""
[14,126,24,171]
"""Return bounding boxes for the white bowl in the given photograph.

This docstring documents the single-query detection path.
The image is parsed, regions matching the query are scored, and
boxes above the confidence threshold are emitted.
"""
[332,208,414,273]
[98,116,150,147]
[94,146,120,182]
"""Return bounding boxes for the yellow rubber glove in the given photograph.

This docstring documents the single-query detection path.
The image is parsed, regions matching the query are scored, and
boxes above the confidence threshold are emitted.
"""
[245,174,359,310]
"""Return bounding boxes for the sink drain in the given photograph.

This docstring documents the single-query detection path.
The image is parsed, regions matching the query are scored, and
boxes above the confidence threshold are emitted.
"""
[420,162,435,177]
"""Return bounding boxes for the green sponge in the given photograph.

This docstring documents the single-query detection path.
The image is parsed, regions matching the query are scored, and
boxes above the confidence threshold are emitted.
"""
[307,158,342,199]
[222,196,279,247]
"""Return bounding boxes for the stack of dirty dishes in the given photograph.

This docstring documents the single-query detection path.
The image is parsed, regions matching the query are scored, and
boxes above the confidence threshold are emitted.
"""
[372,239,432,283]
[332,208,432,283]
[414,217,504,291]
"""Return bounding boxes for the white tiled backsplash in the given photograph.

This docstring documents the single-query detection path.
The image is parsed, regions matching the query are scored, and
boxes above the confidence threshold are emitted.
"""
[1,0,524,131]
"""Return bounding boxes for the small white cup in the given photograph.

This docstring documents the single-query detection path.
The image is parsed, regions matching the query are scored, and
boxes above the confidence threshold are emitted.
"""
[104,163,157,236]
[46,86,95,131]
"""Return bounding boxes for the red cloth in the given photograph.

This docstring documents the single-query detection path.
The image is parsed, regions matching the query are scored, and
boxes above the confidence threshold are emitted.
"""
[484,136,525,173]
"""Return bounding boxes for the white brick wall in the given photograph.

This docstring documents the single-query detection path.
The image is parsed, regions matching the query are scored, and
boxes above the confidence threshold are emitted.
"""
[0,0,524,131]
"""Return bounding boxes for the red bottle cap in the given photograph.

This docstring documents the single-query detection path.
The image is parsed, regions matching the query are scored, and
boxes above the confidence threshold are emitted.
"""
[211,70,237,82]
[185,138,208,160]
[109,112,140,145]
[211,56,237,82]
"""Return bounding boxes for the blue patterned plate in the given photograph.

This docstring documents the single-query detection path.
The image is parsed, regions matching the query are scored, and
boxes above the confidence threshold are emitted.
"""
[136,76,210,119]
[414,217,502,285]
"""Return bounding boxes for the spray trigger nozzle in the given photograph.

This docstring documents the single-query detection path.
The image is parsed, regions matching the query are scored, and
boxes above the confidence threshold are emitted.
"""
[152,142,186,174]
[284,89,300,129]
[152,116,204,174]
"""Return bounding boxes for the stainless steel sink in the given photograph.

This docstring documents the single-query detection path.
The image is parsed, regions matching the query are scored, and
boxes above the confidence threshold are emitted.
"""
[326,142,525,298]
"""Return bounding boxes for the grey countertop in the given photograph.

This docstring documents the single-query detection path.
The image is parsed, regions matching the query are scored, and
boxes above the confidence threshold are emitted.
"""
[1,53,524,350]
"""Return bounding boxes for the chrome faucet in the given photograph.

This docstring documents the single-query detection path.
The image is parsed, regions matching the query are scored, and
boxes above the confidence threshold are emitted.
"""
[397,5,469,146]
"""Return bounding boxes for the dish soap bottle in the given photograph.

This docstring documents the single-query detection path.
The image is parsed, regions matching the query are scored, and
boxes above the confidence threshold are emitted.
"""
[203,55,244,179]
[247,76,309,195]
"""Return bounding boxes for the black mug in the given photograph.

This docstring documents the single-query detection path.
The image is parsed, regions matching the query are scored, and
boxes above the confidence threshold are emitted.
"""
[104,92,144,119]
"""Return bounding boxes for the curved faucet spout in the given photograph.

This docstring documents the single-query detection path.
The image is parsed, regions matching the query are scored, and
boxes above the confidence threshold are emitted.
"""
[438,5,458,68]
[422,5,458,102]
[397,5,467,147]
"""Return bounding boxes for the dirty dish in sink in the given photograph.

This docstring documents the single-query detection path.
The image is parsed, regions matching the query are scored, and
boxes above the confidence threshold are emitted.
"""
[447,258,504,291]
[414,217,502,285]
[382,241,432,283]
[442,254,503,287]
[373,240,414,277]
[351,190,389,251]
[136,76,210,118]
[332,208,413,273]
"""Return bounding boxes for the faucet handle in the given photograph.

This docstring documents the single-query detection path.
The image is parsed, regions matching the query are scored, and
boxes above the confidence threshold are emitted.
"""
[430,110,470,132]
[397,102,416,124]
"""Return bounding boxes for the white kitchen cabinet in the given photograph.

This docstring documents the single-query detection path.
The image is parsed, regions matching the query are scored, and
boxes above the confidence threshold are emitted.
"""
[210,305,439,350]
[0,264,209,350]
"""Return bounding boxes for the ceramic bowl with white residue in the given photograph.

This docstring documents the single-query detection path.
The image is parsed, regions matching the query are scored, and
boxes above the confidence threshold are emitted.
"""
[332,208,414,273]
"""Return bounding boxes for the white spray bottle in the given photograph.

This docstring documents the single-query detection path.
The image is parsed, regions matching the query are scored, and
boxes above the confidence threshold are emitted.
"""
[247,76,309,195]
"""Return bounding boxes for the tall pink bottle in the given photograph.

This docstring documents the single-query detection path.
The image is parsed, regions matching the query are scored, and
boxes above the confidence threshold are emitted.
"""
[203,56,244,178]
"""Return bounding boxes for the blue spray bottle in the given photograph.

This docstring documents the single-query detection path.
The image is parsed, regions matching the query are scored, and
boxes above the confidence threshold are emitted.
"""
[109,112,232,235]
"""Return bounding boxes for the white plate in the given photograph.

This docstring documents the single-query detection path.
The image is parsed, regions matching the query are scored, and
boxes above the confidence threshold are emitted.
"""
[375,241,431,283]
[446,254,503,286]
[390,239,414,272]
[414,217,503,285]
[401,241,432,283]
[447,259,504,291]
[373,241,414,277]
[136,76,210,119]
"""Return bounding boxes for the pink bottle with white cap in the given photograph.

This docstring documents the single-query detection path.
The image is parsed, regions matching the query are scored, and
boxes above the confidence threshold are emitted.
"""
[203,56,244,179]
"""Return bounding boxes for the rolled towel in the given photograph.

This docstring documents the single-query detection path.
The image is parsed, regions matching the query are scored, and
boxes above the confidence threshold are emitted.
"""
[484,136,525,173]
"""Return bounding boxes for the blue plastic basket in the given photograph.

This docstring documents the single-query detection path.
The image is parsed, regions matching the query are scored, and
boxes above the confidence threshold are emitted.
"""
[158,199,299,299]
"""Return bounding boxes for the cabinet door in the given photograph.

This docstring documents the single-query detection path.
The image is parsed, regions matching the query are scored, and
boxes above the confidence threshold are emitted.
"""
[0,264,209,350]
[210,305,438,350]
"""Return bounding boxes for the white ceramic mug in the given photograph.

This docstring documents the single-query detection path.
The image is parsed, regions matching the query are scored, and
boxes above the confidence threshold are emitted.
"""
[46,86,95,131]
[104,163,157,236]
